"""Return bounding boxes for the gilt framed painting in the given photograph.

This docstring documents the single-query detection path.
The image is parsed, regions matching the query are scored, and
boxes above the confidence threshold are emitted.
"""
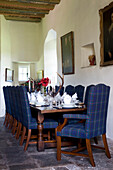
[61,31,74,74]
[99,2,113,66]
[5,68,14,82]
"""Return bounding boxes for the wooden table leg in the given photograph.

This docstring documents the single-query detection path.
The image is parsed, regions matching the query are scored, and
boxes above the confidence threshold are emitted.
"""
[37,111,44,151]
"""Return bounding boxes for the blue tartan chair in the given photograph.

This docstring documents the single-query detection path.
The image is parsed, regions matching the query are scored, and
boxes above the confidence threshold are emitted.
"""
[65,85,75,96]
[75,85,85,102]
[6,86,14,129]
[13,86,23,139]
[56,84,111,167]
[3,86,12,127]
[10,86,19,134]
[19,86,58,151]
[55,85,64,96]
[84,85,95,106]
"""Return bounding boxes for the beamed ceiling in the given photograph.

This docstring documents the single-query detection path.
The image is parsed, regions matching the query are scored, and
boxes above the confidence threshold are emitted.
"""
[0,0,61,23]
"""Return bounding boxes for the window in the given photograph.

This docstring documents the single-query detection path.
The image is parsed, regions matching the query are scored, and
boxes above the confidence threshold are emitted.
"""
[18,65,30,81]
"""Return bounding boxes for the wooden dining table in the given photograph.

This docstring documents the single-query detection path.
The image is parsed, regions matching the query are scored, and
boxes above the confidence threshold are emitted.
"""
[30,105,87,151]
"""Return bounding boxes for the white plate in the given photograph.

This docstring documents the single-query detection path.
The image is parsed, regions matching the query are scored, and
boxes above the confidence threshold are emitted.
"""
[35,102,45,106]
[63,103,74,106]
[62,104,76,108]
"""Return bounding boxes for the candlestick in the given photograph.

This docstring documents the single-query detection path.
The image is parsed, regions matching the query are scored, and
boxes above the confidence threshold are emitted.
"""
[29,79,31,92]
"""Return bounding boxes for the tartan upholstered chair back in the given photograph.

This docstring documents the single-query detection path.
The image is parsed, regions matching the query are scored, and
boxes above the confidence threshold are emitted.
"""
[10,86,18,121]
[7,86,13,116]
[84,85,95,106]
[65,85,75,96]
[85,84,110,139]
[3,86,11,115]
[15,86,23,123]
[55,85,64,96]
[19,86,31,128]
[75,85,85,102]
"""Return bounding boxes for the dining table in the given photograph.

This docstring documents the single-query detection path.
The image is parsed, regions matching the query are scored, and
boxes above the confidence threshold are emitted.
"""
[30,104,87,152]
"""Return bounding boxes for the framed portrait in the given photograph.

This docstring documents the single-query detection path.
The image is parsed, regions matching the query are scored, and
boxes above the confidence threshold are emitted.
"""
[37,70,44,80]
[61,31,74,74]
[99,2,113,66]
[5,68,14,82]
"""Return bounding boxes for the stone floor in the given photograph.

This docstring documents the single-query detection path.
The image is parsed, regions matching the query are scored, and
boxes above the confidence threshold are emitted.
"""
[0,117,113,170]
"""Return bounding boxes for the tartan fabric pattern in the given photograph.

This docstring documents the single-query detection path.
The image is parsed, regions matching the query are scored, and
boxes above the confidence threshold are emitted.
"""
[85,84,110,139]
[57,123,86,138]
[7,86,13,116]
[3,86,11,115]
[15,86,23,122]
[75,85,85,102]
[63,114,89,119]
[57,84,110,140]
[10,86,18,120]
[65,85,75,96]
[3,86,58,130]
[84,85,94,106]
[19,86,58,129]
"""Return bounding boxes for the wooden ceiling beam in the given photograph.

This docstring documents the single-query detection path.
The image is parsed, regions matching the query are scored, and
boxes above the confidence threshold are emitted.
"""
[0,0,54,10]
[15,0,61,5]
[5,16,41,22]
[2,12,44,18]
[0,8,49,14]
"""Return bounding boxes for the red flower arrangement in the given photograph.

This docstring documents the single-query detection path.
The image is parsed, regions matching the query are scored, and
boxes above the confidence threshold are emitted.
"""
[21,77,50,92]
[38,77,49,87]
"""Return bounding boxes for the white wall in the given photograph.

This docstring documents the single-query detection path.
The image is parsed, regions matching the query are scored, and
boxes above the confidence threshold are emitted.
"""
[0,16,13,116]
[37,0,113,139]
[44,29,57,86]
[9,21,39,63]
[0,16,41,116]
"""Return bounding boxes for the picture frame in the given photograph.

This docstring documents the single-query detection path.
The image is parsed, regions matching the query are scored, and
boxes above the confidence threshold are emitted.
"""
[5,68,14,82]
[61,31,74,74]
[37,70,44,80]
[99,2,113,66]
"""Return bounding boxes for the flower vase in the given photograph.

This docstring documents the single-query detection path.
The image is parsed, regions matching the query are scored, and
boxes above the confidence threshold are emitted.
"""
[41,86,46,95]
[44,86,46,96]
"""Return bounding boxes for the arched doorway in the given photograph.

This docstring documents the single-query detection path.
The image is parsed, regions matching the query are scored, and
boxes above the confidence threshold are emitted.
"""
[44,29,57,88]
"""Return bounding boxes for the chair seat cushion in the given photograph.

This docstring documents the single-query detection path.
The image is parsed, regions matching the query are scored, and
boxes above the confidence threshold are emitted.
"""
[29,118,58,129]
[43,119,58,128]
[57,123,86,138]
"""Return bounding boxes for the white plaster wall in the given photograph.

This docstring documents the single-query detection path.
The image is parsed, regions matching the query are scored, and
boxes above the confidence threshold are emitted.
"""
[37,0,113,139]
[1,16,13,116]
[9,21,40,63]
[0,16,40,116]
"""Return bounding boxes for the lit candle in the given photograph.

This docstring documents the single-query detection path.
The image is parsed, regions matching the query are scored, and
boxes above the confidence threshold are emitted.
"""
[29,79,31,92]
[32,80,34,91]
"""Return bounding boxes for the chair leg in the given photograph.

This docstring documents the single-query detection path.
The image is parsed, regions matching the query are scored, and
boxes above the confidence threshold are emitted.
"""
[24,129,31,151]
[5,113,10,127]
[94,137,98,144]
[55,128,57,140]
[15,122,22,139]
[86,139,95,167]
[57,136,61,161]
[4,112,8,125]
[20,126,26,146]
[77,139,82,148]
[48,130,51,140]
[102,134,111,159]
[8,116,14,129]
[12,119,17,135]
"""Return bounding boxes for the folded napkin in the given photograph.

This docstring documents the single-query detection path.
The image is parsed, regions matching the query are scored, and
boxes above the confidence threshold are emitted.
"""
[61,92,67,99]
[37,93,44,103]
[64,94,72,104]
[72,93,78,100]
[30,92,36,104]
